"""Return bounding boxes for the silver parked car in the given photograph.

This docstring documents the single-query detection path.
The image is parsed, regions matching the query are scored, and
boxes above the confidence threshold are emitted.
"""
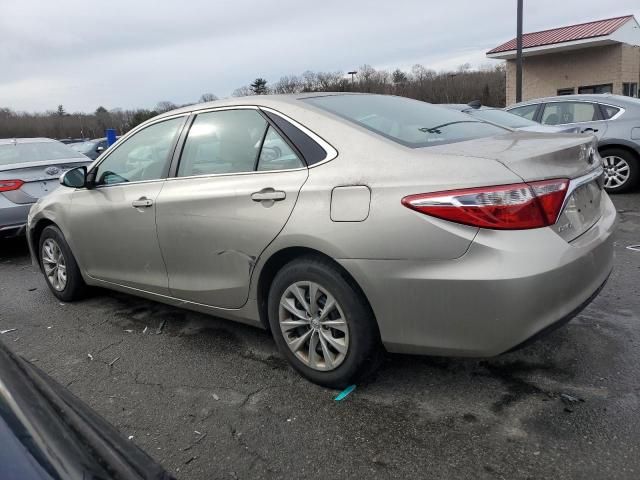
[0,138,92,237]
[27,94,615,387]
[507,94,640,193]
[442,103,579,133]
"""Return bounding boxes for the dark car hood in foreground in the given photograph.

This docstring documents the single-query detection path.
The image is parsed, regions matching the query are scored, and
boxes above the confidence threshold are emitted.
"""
[0,341,174,480]
[428,131,599,182]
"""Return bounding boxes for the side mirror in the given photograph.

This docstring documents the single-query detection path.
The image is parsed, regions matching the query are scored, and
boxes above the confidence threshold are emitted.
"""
[60,166,87,188]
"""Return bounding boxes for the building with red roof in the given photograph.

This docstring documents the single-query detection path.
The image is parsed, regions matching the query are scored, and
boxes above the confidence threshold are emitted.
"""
[487,15,640,105]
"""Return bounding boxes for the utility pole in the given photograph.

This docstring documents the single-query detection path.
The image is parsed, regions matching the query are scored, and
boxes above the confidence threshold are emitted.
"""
[348,71,357,90]
[515,0,523,103]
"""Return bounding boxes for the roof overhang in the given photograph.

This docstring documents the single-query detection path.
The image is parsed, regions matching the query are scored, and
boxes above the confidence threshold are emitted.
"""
[486,37,620,59]
[487,15,640,60]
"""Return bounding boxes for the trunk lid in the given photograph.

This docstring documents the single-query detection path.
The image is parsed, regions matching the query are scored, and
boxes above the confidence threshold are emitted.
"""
[425,132,604,242]
[428,131,600,181]
[0,158,91,203]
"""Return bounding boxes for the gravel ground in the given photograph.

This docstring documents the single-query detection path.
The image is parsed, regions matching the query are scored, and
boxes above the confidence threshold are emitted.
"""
[1,193,639,480]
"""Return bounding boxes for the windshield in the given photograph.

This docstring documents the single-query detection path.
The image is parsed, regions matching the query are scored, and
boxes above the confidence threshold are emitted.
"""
[467,108,538,128]
[0,141,87,166]
[303,94,508,148]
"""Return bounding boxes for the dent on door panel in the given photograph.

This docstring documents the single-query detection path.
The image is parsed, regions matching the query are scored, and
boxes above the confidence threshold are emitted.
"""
[155,169,308,309]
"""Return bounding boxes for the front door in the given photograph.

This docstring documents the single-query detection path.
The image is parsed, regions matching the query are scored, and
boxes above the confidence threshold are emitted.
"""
[68,116,186,294]
[155,108,308,308]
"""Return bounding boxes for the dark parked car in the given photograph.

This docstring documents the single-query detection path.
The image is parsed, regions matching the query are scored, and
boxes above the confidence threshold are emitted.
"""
[0,340,174,479]
[443,102,579,133]
[507,94,640,193]
[69,137,118,160]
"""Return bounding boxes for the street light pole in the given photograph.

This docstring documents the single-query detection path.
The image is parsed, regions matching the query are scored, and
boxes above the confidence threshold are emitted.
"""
[515,0,523,103]
[348,71,357,90]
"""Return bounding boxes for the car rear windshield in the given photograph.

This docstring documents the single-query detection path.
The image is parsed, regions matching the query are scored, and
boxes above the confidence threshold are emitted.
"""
[0,141,86,166]
[302,95,508,148]
[467,108,538,128]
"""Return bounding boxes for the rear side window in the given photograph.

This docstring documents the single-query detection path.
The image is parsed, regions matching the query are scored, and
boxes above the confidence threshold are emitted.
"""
[257,126,304,171]
[178,110,267,177]
[303,95,507,148]
[262,110,326,165]
[541,102,598,125]
[508,104,539,120]
[177,109,304,177]
[600,104,621,119]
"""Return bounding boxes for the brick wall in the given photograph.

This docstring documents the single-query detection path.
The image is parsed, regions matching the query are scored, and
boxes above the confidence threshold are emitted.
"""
[505,43,640,105]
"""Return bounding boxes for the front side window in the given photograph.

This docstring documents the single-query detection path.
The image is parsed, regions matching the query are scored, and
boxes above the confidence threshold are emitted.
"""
[303,95,507,148]
[508,104,539,120]
[541,102,598,125]
[94,117,184,185]
[177,109,303,176]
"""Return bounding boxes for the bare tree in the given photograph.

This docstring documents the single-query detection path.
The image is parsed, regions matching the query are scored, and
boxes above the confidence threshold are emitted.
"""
[199,93,218,103]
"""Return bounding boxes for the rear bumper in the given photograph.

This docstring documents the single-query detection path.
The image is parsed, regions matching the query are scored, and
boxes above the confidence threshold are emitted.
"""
[339,194,617,356]
[0,201,31,238]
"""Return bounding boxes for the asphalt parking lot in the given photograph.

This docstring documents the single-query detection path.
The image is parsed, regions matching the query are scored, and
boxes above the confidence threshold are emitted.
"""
[1,194,639,480]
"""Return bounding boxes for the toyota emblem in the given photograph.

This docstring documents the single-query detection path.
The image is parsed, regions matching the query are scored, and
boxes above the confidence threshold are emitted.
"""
[45,166,60,176]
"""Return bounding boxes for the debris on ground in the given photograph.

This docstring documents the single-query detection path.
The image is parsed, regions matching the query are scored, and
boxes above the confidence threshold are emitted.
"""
[87,353,94,361]
[561,393,584,412]
[156,319,167,335]
[28,287,37,291]
[184,456,197,465]
[626,244,640,252]
[142,326,148,334]
[47,326,52,329]
[334,384,357,401]
[124,329,134,333]
[212,393,220,401]
[0,328,17,334]
[109,356,120,366]
[128,435,134,440]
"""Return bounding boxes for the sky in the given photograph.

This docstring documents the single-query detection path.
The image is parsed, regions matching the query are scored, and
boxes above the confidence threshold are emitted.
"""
[2,0,639,113]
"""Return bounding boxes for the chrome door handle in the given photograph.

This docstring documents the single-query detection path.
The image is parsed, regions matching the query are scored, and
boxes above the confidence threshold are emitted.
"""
[251,189,286,202]
[132,197,153,208]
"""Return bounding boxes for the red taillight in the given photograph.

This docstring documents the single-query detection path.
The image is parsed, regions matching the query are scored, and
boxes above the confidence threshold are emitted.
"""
[0,180,24,193]
[401,179,569,230]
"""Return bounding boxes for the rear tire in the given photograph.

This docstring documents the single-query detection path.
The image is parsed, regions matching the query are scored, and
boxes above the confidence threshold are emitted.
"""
[39,225,87,302]
[600,148,639,194]
[268,256,382,389]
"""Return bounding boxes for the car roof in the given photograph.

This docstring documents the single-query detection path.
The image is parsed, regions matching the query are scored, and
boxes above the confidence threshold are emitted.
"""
[508,93,640,109]
[0,137,59,145]
[153,92,397,120]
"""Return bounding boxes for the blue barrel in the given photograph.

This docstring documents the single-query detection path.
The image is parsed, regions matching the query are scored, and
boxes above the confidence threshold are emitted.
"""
[106,129,117,146]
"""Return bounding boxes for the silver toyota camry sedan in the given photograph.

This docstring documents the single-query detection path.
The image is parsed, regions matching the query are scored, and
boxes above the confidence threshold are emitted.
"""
[27,94,615,387]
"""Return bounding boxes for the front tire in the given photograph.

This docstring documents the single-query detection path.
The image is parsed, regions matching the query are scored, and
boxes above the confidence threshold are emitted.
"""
[268,256,381,388]
[600,148,639,193]
[39,225,87,302]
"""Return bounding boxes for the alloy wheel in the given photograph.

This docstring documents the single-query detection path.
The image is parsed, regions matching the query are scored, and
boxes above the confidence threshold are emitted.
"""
[602,155,630,189]
[42,238,67,291]
[278,281,349,371]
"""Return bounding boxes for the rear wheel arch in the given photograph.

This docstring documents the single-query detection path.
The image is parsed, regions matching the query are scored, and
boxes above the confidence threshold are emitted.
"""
[256,247,377,334]
[598,143,640,160]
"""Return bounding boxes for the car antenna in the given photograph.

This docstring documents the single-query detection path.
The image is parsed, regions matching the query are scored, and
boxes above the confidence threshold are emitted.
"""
[467,100,481,109]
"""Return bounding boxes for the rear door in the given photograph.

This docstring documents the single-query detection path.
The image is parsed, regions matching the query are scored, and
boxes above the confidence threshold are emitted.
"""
[539,101,608,139]
[155,107,309,308]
